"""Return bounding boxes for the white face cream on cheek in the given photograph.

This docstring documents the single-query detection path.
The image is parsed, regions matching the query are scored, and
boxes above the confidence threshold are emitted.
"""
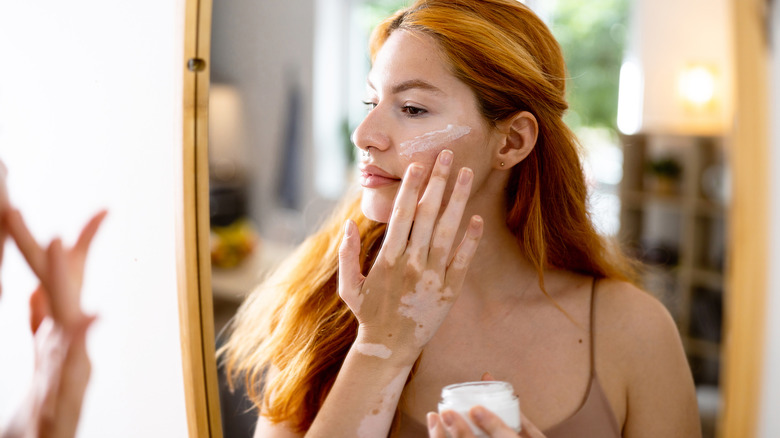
[398,124,472,158]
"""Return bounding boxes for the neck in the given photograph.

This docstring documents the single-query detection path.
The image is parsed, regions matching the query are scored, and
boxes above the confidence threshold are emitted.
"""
[453,174,539,304]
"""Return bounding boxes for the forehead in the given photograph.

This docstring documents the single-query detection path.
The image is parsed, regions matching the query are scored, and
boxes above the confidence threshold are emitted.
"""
[368,30,458,91]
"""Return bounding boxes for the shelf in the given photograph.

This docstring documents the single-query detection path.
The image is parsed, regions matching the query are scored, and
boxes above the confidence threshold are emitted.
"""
[619,133,727,392]
[691,269,724,290]
[211,239,294,301]
[621,190,686,209]
[684,337,721,360]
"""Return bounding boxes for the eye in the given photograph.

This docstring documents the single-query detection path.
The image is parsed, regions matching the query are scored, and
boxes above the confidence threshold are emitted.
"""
[402,105,427,117]
[362,100,377,111]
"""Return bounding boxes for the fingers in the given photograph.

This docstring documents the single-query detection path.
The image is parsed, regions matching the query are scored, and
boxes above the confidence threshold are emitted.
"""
[469,406,522,437]
[30,286,51,334]
[72,210,108,257]
[338,220,365,313]
[428,167,474,271]
[6,208,47,280]
[0,160,8,293]
[439,410,478,437]
[379,163,424,263]
[0,158,9,217]
[46,238,82,330]
[427,412,448,438]
[481,371,496,381]
[406,150,452,266]
[442,215,483,292]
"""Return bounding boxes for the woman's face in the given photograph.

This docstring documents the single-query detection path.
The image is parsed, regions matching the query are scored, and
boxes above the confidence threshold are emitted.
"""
[353,30,500,223]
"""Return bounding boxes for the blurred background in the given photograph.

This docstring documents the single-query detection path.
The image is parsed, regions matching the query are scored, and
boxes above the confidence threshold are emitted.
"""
[206,0,746,437]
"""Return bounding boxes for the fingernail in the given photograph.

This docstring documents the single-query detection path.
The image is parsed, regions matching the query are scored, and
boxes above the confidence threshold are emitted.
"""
[409,164,423,177]
[471,406,486,423]
[426,412,437,430]
[439,149,453,165]
[442,411,455,427]
[344,220,352,236]
[458,167,473,184]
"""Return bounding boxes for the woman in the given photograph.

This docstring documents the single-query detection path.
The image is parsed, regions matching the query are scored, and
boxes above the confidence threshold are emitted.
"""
[221,1,700,437]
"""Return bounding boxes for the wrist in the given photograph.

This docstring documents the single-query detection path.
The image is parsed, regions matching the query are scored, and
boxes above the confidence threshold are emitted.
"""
[353,330,422,368]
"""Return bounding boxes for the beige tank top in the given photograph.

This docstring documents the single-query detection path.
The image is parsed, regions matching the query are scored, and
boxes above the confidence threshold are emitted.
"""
[395,278,621,437]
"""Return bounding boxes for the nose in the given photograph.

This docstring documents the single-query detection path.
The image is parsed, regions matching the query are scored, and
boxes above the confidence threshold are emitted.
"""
[352,104,391,156]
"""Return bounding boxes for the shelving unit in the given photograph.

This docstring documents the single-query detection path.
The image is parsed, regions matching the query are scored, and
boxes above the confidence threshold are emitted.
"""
[619,134,727,388]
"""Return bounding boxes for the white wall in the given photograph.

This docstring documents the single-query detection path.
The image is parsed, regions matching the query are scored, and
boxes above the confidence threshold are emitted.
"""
[759,1,780,436]
[0,2,188,436]
[629,0,734,135]
[210,0,323,243]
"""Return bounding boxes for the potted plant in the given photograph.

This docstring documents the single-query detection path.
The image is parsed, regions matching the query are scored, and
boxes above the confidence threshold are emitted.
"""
[646,157,683,195]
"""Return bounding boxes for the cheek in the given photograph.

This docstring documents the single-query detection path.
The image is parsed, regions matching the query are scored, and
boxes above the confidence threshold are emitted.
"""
[398,124,472,159]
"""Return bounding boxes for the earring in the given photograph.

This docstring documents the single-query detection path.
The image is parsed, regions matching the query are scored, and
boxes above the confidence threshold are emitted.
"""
[500,161,505,167]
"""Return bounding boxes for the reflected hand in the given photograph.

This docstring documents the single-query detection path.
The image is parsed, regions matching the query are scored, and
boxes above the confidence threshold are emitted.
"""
[7,208,107,331]
[1,207,105,438]
[0,160,10,297]
[338,149,483,361]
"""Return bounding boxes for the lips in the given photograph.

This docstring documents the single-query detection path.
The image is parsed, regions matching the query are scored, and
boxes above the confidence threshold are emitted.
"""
[359,164,401,188]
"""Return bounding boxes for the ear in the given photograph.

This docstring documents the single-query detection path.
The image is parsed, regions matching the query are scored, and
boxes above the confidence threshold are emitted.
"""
[493,111,538,170]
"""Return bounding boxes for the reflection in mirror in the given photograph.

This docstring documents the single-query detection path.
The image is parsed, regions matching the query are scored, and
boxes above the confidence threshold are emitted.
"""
[205,1,735,437]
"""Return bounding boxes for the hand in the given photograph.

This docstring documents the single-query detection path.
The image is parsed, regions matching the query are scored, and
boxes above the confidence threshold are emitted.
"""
[427,372,546,438]
[339,149,483,360]
[1,206,105,438]
[0,160,10,297]
[427,407,546,438]
[6,208,107,331]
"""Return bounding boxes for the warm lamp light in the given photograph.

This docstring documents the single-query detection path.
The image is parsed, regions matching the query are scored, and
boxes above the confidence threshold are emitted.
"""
[209,84,246,181]
[678,64,718,107]
[619,0,733,136]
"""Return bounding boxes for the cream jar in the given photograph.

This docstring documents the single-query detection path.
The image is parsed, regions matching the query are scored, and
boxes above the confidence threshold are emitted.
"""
[438,381,521,436]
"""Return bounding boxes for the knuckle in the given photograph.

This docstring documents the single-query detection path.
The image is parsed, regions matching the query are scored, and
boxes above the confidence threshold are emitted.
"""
[452,252,470,268]
[393,205,413,220]
[435,224,456,241]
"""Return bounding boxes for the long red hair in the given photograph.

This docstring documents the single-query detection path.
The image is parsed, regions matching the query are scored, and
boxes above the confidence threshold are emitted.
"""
[221,0,635,432]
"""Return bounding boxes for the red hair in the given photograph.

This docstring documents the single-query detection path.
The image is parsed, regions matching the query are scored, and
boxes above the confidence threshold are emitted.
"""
[221,0,636,433]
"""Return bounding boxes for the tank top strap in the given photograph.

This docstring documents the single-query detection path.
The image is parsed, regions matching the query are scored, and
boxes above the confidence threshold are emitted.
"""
[589,277,598,375]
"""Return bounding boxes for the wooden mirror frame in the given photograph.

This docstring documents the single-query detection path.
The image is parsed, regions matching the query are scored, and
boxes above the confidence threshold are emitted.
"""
[172,0,773,436]
[177,0,222,437]
[720,0,771,436]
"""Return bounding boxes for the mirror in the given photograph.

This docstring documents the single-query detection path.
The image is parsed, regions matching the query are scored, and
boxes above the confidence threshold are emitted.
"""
[0,1,215,436]
[198,0,776,437]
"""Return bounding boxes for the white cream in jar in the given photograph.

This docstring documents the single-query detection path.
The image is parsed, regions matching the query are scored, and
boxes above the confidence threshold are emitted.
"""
[438,381,521,437]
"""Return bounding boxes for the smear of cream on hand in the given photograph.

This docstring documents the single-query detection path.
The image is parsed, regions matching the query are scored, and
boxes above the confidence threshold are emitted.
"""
[356,343,392,359]
[357,370,408,438]
[399,124,471,157]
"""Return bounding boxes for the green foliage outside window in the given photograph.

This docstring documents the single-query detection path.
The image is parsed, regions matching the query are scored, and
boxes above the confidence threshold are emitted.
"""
[550,0,630,131]
[357,0,629,133]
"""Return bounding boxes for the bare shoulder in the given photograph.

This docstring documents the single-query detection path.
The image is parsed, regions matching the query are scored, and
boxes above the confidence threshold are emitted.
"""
[593,279,701,437]
[593,279,680,350]
[593,278,687,379]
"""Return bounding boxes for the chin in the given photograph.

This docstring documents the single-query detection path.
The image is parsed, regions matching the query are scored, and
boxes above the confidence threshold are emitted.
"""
[360,192,392,223]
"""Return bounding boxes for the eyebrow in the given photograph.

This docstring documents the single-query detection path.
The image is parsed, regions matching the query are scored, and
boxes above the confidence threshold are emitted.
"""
[366,78,444,95]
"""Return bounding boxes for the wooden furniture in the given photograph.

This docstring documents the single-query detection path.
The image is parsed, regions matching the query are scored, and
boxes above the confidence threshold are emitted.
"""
[619,134,727,389]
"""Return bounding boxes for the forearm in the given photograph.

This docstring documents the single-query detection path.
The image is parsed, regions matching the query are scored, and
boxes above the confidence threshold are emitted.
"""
[305,341,416,438]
